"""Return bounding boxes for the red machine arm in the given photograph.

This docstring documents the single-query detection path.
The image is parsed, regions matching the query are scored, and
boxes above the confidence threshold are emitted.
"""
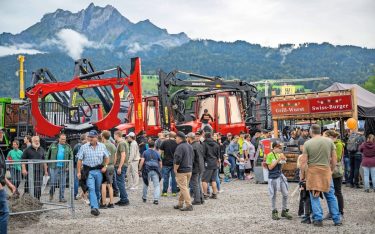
[26,57,143,137]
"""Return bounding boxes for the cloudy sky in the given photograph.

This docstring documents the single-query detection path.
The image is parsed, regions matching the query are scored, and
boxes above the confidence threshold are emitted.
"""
[0,0,374,48]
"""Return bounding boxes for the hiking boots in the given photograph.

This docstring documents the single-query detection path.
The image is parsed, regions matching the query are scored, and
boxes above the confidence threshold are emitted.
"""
[301,216,311,224]
[210,193,218,199]
[192,200,202,205]
[180,205,193,211]
[173,205,183,210]
[281,209,292,220]
[313,220,323,227]
[91,208,100,216]
[272,210,280,220]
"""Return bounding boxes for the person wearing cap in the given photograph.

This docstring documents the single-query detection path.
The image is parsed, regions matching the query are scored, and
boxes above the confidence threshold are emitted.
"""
[173,131,194,211]
[160,131,178,197]
[187,132,205,205]
[77,130,110,216]
[266,142,292,220]
[200,109,214,131]
[126,132,141,190]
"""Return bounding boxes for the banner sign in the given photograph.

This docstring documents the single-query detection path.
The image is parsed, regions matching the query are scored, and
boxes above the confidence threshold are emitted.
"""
[271,99,310,115]
[271,94,353,117]
[309,95,352,114]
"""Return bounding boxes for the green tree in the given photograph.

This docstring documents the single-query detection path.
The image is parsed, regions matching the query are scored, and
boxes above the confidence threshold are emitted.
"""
[363,75,375,94]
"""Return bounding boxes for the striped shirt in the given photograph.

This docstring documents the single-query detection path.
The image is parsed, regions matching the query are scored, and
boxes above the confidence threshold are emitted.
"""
[77,142,109,167]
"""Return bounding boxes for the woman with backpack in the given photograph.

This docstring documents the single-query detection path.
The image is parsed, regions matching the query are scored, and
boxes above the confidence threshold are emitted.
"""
[359,134,375,193]
[325,130,345,216]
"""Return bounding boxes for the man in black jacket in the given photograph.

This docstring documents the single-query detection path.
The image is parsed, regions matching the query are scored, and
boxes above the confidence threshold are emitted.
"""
[202,132,220,199]
[187,132,205,205]
[173,132,194,211]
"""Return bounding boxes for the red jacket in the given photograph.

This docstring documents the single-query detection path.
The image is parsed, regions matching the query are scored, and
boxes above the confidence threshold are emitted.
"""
[360,142,375,167]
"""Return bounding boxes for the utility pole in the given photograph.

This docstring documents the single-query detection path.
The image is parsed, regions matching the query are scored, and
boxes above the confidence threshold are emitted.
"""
[18,55,25,99]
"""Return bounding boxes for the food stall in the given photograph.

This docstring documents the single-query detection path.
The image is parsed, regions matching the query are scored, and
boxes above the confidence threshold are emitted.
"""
[270,89,355,181]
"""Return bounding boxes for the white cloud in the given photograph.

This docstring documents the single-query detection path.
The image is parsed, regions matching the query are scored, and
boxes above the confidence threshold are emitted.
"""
[279,44,300,64]
[55,29,95,60]
[127,42,150,54]
[0,43,44,57]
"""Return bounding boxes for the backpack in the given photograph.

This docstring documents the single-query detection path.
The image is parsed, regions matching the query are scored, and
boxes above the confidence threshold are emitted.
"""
[347,134,363,153]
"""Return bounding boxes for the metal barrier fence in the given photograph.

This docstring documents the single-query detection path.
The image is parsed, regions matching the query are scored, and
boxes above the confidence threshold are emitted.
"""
[6,159,75,216]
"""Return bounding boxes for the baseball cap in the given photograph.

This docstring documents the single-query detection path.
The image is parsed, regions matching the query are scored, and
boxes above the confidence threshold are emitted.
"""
[126,132,136,137]
[88,130,98,137]
[176,131,186,139]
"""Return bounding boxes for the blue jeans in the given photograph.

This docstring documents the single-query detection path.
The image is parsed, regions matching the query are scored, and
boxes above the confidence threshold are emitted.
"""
[344,156,350,182]
[0,189,9,234]
[228,156,237,178]
[215,169,221,191]
[162,166,178,193]
[74,168,79,197]
[115,166,129,203]
[49,167,67,200]
[363,167,375,190]
[112,171,119,193]
[310,179,341,224]
[239,169,245,180]
[10,167,21,189]
[86,169,103,209]
[143,170,161,201]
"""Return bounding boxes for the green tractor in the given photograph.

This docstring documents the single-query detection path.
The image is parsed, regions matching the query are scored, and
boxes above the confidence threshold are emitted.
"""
[0,97,26,153]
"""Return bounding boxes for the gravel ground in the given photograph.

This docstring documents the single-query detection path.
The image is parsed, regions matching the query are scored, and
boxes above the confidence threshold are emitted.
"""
[9,179,375,234]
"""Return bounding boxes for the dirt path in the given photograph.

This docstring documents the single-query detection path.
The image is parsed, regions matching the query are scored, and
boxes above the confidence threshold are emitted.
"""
[9,179,375,233]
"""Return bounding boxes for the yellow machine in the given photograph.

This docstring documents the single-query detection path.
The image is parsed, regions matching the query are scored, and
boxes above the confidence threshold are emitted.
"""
[17,55,25,99]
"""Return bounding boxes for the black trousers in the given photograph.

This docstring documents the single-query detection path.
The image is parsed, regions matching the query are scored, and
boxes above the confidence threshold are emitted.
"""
[190,173,204,203]
[349,154,362,186]
[298,186,311,216]
[333,176,344,215]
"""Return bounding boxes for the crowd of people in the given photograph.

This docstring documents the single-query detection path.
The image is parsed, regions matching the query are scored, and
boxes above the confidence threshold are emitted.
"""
[1,123,374,232]
[267,124,375,227]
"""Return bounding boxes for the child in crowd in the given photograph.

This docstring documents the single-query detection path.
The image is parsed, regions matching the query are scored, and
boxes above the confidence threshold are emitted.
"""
[223,154,231,182]
[297,154,311,224]
[236,158,246,180]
